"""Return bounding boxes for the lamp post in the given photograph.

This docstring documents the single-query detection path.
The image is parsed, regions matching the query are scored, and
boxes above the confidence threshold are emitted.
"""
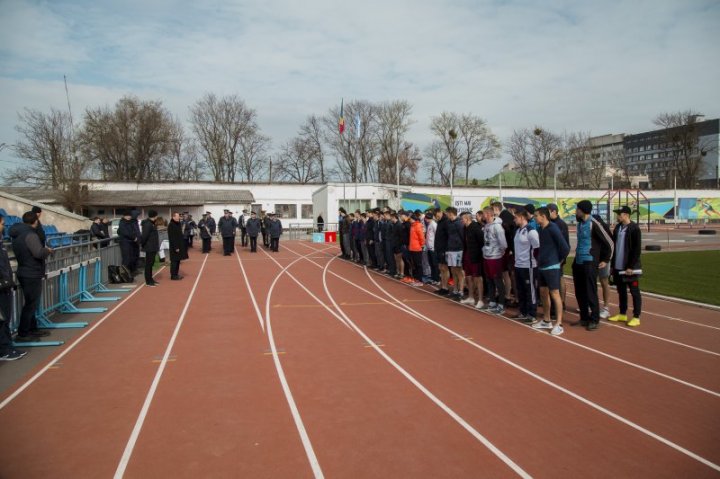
[396,142,410,207]
[449,128,458,205]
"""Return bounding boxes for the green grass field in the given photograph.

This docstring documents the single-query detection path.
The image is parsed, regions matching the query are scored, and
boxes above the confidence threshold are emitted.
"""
[563,250,720,306]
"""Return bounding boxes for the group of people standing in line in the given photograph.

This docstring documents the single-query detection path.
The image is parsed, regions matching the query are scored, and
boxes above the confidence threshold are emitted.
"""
[337,199,643,337]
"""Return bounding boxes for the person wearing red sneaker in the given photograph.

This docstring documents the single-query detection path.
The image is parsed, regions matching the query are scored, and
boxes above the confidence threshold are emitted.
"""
[609,206,642,327]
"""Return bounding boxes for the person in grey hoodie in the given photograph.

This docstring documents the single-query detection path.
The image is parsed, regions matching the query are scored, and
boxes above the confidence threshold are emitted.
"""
[10,212,53,342]
[268,213,283,252]
[482,206,508,314]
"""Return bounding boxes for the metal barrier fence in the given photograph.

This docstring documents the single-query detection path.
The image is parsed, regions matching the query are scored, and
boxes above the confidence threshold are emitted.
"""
[287,222,338,240]
[6,230,168,348]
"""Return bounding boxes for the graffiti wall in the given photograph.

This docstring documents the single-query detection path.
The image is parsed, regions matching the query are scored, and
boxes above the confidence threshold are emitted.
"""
[401,192,720,221]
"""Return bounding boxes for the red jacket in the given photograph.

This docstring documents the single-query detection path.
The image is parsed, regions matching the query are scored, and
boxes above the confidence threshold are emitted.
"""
[408,220,425,252]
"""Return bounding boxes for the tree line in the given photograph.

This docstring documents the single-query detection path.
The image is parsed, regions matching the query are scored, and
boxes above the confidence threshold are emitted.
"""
[4,93,713,212]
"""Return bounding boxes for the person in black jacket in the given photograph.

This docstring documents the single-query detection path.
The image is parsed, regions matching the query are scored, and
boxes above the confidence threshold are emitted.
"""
[268,213,283,252]
[609,206,642,327]
[245,211,261,252]
[117,211,138,274]
[390,213,405,279]
[433,208,450,295]
[461,212,485,307]
[90,217,104,248]
[382,211,396,276]
[445,207,465,300]
[31,206,46,247]
[198,214,212,254]
[205,212,217,236]
[167,212,187,280]
[100,217,111,247]
[547,203,569,314]
[572,200,614,331]
[0,215,27,360]
[218,210,238,256]
[262,213,271,248]
[365,210,377,268]
[317,214,324,233]
[130,210,142,273]
[141,210,160,287]
[9,212,53,342]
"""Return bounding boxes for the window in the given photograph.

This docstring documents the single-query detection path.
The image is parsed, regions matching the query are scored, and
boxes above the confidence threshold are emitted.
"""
[339,199,371,212]
[97,209,105,215]
[301,204,313,219]
[274,204,297,218]
[376,199,389,209]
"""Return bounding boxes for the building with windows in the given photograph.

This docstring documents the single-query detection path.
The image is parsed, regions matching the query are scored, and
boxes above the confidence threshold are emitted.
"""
[622,117,719,188]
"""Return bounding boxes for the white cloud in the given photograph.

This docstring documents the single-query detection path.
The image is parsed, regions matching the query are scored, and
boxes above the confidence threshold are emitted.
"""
[1,0,719,180]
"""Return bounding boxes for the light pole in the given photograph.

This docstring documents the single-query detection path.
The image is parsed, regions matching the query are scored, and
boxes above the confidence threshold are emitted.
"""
[449,128,458,205]
[396,142,410,206]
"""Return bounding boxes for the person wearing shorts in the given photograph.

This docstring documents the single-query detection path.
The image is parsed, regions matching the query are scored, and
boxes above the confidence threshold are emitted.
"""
[444,207,465,301]
[461,212,485,308]
[534,207,570,336]
[434,208,451,296]
[481,206,508,314]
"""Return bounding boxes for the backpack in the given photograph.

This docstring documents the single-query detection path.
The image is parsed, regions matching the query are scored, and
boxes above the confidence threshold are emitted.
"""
[108,265,123,284]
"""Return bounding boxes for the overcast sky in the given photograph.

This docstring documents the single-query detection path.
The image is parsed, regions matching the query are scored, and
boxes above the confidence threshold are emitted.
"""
[1,0,718,181]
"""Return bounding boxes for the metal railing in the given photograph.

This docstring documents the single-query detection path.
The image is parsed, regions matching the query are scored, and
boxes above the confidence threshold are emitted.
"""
[4,231,169,347]
[287,222,339,240]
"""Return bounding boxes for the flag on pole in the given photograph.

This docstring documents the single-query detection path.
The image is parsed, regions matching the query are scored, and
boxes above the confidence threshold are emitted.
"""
[338,99,345,134]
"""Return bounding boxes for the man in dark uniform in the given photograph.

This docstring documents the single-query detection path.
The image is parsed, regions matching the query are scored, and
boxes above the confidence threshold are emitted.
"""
[269,213,283,252]
[218,210,238,256]
[141,210,160,287]
[239,210,248,247]
[245,211,261,252]
[168,212,187,280]
[117,210,138,276]
[262,213,272,248]
[198,213,212,253]
[205,211,217,237]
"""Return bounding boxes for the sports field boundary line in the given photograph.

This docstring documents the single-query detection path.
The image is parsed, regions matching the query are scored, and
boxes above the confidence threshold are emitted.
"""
[234,249,265,333]
[114,256,209,478]
[0,266,166,411]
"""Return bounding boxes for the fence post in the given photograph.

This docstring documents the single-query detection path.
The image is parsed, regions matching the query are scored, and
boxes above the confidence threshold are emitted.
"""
[79,258,121,302]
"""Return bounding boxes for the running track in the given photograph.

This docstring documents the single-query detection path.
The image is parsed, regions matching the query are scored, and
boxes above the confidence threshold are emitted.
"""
[0,240,718,478]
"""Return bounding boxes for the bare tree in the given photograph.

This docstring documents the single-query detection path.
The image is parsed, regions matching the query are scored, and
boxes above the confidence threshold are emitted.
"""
[79,96,176,182]
[429,112,500,184]
[190,93,268,182]
[508,127,563,188]
[423,140,451,186]
[323,100,378,182]
[275,137,321,183]
[164,121,202,181]
[298,115,326,183]
[429,113,462,185]
[375,100,414,184]
[653,110,715,188]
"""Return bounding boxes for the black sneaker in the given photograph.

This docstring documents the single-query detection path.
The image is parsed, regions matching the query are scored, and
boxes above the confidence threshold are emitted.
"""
[146,282,157,287]
[586,321,599,331]
[0,349,27,361]
[171,275,184,281]
[434,288,449,296]
[29,330,50,337]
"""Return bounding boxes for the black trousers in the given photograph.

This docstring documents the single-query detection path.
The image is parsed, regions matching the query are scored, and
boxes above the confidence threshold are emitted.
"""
[222,236,234,255]
[262,231,269,247]
[573,262,599,324]
[515,267,537,317]
[428,250,439,281]
[250,236,258,252]
[339,231,346,256]
[144,251,157,284]
[202,237,211,253]
[17,276,42,336]
[241,228,247,246]
[613,272,642,318]
[0,292,13,352]
[170,259,181,277]
[410,251,423,281]
[384,243,396,275]
[374,241,385,270]
[487,270,506,306]
[130,243,140,272]
[120,241,134,270]
[270,237,279,252]
[367,240,377,267]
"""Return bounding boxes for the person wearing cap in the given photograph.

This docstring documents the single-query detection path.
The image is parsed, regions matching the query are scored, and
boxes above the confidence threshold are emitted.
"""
[609,206,643,327]
[269,213,283,252]
[117,210,139,277]
[239,209,248,247]
[262,212,272,248]
[205,211,217,237]
[547,203,570,313]
[141,210,160,287]
[31,206,46,247]
[168,212,187,280]
[572,200,614,331]
[183,214,197,249]
[245,211,261,252]
[218,210,238,256]
[198,213,212,254]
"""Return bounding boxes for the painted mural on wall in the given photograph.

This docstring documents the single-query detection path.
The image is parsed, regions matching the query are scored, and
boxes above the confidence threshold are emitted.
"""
[402,192,720,221]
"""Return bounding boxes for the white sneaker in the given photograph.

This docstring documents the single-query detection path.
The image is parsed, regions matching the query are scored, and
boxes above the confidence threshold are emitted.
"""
[550,325,564,336]
[461,297,476,305]
[532,320,553,330]
[475,301,485,310]
[488,302,497,309]
[600,307,610,319]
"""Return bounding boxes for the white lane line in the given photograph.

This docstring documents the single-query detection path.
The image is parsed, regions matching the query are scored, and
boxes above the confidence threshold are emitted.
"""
[235,249,265,333]
[0,266,166,411]
[260,253,325,479]
[564,295,720,357]
[258,248,351,330]
[114,256,209,478]
[318,256,532,479]
[294,244,720,473]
